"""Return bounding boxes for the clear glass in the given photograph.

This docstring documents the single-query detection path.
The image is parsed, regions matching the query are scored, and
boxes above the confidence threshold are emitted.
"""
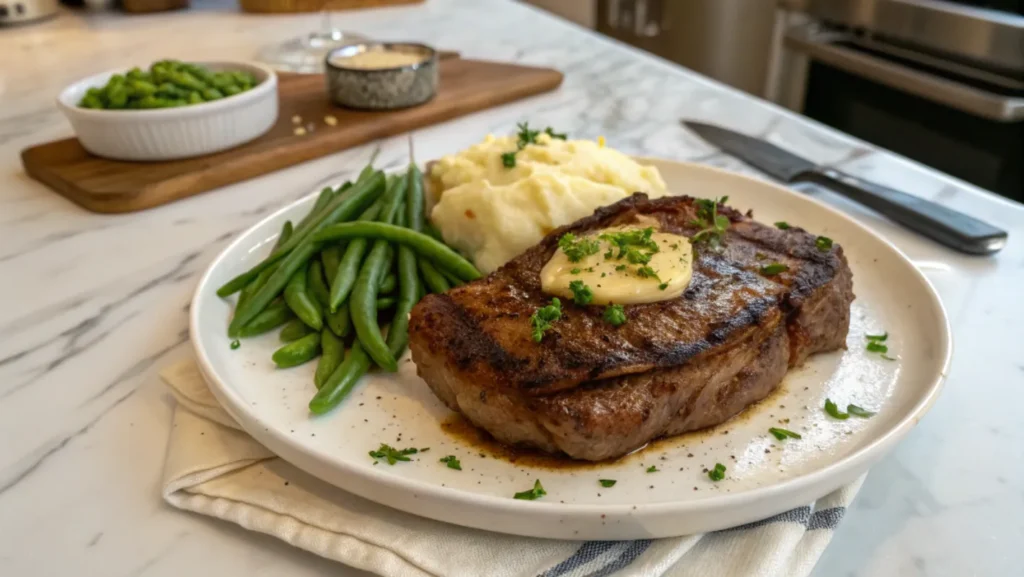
[259,10,369,74]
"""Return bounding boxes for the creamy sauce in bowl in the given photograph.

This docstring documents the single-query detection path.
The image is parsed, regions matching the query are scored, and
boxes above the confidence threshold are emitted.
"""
[329,50,427,70]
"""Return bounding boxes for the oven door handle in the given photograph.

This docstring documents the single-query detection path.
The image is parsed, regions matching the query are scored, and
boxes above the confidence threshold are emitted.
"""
[784,27,1024,123]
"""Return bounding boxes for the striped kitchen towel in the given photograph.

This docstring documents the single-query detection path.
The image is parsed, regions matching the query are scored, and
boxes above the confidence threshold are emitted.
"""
[160,359,863,577]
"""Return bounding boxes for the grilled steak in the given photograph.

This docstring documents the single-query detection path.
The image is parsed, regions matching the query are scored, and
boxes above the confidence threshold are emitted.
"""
[409,194,853,461]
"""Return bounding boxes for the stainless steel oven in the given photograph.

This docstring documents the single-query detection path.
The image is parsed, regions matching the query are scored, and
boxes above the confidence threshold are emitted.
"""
[776,0,1024,202]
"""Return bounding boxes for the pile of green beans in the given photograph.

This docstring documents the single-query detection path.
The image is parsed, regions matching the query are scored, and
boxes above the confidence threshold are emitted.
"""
[219,160,481,416]
[79,60,259,110]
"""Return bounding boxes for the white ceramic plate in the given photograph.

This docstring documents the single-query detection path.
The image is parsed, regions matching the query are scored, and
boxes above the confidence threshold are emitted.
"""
[190,158,951,540]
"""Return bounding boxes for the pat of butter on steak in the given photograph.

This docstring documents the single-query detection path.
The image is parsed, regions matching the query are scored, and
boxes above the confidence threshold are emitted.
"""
[409,194,854,461]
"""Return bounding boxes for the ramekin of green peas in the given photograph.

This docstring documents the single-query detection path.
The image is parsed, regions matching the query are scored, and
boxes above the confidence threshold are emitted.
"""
[57,60,278,161]
[78,60,260,110]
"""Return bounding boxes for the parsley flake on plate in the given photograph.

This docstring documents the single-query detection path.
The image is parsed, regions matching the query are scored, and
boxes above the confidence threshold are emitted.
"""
[646,465,659,473]
[708,463,726,481]
[774,221,791,230]
[513,480,547,500]
[824,398,849,420]
[368,444,418,465]
[439,455,462,470]
[815,236,833,251]
[847,404,876,418]
[599,479,617,488]
[769,427,802,440]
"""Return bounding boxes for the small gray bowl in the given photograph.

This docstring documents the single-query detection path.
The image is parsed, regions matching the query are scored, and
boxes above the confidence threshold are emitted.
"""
[325,43,438,110]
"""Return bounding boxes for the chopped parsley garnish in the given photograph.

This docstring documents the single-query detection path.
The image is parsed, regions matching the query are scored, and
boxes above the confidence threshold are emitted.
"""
[513,479,547,500]
[636,266,660,281]
[847,404,876,418]
[501,123,564,168]
[558,233,601,262]
[824,398,849,420]
[420,447,430,452]
[570,267,582,275]
[599,479,617,487]
[815,236,834,251]
[614,264,627,272]
[600,227,659,261]
[658,283,668,290]
[230,339,240,350]
[865,333,895,359]
[708,463,726,481]
[774,221,791,230]
[669,243,680,250]
[530,298,563,342]
[603,304,626,327]
[439,455,462,470]
[369,444,418,465]
[516,121,541,146]
[568,280,593,306]
[760,262,789,275]
[866,341,889,354]
[769,427,802,440]
[646,465,658,473]
[690,196,730,249]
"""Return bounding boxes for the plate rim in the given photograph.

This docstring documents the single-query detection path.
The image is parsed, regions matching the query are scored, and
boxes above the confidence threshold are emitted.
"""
[190,157,952,527]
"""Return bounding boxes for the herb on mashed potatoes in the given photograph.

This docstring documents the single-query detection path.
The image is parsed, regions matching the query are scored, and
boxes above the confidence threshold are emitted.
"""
[429,128,669,273]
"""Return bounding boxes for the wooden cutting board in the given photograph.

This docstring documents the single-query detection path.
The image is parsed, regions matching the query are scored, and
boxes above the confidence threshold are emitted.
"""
[22,59,563,213]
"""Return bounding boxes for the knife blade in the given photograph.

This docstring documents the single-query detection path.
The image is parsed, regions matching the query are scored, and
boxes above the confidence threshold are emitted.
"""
[682,121,1007,255]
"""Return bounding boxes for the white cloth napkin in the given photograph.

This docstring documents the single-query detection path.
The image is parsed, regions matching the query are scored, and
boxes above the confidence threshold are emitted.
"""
[161,359,864,577]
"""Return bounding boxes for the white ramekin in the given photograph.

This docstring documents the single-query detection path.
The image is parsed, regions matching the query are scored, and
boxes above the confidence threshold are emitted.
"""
[56,61,278,161]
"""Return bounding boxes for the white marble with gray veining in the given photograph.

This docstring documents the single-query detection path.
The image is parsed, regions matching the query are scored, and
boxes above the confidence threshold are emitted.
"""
[0,1,1021,576]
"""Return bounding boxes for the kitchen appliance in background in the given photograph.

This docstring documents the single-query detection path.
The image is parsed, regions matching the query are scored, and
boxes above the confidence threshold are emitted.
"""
[596,0,780,97]
[776,0,1024,201]
[0,0,58,24]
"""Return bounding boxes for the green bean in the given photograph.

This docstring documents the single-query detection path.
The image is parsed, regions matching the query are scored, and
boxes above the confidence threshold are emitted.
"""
[238,218,290,310]
[279,318,312,342]
[313,222,481,282]
[218,172,382,298]
[324,300,352,337]
[226,172,385,333]
[327,194,389,312]
[424,223,444,243]
[406,161,424,220]
[441,268,464,287]
[236,300,292,338]
[418,259,451,294]
[272,332,321,368]
[385,209,422,359]
[376,296,397,309]
[315,329,344,389]
[307,260,331,307]
[321,245,342,284]
[309,341,371,414]
[378,272,397,294]
[295,187,336,234]
[284,262,323,330]
[350,175,408,371]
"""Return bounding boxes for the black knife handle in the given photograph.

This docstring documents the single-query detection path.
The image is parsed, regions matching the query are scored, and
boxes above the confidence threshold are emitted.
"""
[800,168,1008,255]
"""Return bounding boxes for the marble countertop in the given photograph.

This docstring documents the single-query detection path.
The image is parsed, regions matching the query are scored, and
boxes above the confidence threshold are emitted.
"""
[1,1,1021,575]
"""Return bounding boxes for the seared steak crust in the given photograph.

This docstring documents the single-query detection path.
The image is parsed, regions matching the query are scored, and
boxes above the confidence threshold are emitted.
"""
[410,194,853,460]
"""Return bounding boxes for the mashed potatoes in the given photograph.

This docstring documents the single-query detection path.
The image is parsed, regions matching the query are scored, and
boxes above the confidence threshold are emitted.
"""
[429,133,668,273]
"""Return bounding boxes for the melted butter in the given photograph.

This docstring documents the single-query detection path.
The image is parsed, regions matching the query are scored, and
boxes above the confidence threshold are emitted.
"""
[540,225,693,305]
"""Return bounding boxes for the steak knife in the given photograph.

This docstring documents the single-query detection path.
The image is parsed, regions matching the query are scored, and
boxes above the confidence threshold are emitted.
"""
[682,121,1007,255]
